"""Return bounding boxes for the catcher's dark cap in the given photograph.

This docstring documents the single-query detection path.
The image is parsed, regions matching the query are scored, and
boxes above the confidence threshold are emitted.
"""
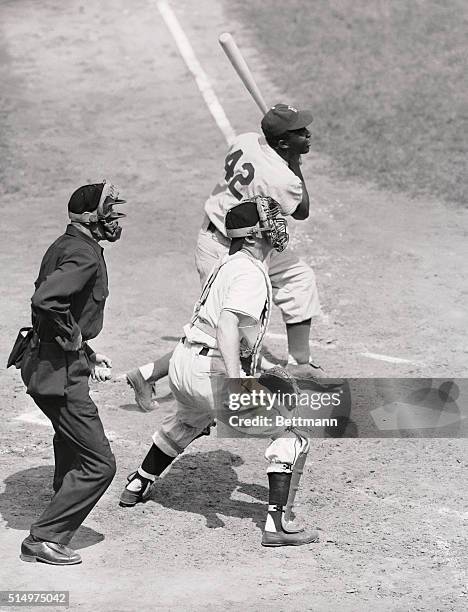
[261,103,313,138]
[68,183,104,214]
[225,201,259,232]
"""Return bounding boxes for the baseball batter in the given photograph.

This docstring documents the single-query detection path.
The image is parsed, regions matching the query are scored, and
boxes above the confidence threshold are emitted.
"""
[127,104,332,412]
[120,196,318,547]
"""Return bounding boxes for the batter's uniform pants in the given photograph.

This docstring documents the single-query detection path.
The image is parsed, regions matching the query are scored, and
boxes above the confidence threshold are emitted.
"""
[195,217,321,325]
[28,351,116,545]
[153,339,307,473]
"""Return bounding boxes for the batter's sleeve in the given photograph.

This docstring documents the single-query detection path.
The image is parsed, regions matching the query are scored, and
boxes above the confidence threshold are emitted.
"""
[265,173,303,217]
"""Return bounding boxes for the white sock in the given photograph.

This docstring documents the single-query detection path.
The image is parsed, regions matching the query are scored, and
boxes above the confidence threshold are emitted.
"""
[288,355,315,366]
[264,505,283,532]
[126,468,155,492]
[126,478,144,492]
[260,355,276,370]
[137,467,156,481]
[264,513,277,532]
[139,363,154,381]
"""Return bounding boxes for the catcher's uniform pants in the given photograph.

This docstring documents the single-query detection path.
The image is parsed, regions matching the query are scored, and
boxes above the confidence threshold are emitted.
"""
[29,372,116,545]
[153,340,305,473]
[195,219,321,324]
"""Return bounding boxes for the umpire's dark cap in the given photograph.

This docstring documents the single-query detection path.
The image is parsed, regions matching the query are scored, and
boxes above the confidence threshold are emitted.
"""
[261,103,313,138]
[68,184,104,214]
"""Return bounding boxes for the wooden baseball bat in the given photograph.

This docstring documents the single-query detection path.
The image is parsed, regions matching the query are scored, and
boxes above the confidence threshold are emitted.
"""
[218,32,268,114]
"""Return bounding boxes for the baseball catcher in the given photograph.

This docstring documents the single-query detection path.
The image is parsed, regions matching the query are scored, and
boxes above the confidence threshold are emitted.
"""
[119,196,317,547]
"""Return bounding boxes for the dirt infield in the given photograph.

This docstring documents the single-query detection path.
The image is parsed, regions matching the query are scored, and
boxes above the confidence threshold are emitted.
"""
[0,1,467,610]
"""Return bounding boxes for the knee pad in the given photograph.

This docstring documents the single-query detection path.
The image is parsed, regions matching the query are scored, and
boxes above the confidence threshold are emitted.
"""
[265,435,308,473]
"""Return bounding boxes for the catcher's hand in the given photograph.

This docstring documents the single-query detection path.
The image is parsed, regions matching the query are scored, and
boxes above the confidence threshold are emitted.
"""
[258,366,299,411]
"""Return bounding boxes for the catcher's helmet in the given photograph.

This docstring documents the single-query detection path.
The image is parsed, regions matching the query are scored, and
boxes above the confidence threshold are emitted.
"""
[225,195,289,253]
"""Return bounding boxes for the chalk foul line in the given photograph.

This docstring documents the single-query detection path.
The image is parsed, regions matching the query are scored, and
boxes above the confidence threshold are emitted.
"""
[156,0,236,145]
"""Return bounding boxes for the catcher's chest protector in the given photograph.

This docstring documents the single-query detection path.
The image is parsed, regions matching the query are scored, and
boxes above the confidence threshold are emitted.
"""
[190,255,272,374]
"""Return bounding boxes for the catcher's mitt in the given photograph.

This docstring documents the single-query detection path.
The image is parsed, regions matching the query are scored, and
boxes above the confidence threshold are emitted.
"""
[258,366,300,412]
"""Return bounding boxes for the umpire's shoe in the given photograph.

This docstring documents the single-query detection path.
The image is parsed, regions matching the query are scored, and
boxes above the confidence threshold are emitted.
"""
[286,361,343,390]
[20,535,82,565]
[126,368,157,412]
[119,472,155,507]
[261,528,319,547]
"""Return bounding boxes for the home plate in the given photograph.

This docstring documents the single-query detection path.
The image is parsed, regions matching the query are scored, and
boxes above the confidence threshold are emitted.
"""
[371,401,465,430]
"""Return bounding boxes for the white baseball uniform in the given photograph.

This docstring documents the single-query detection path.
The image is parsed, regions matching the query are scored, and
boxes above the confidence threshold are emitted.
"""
[152,253,306,473]
[196,132,321,324]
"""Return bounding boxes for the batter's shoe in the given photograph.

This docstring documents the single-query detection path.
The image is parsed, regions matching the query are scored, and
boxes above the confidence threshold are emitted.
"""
[20,535,82,565]
[286,362,344,390]
[119,472,155,507]
[261,528,319,547]
[126,368,158,412]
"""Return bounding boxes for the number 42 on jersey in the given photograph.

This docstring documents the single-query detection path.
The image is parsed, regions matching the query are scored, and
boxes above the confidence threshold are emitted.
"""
[224,149,255,200]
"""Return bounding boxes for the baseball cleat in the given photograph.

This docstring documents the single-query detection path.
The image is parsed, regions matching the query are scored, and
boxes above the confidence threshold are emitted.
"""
[261,528,319,547]
[286,362,344,390]
[126,368,158,412]
[119,472,155,507]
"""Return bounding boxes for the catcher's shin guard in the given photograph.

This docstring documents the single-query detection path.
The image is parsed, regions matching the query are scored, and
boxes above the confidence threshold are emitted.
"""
[262,469,318,547]
[282,431,310,532]
[119,444,175,508]
[141,443,175,476]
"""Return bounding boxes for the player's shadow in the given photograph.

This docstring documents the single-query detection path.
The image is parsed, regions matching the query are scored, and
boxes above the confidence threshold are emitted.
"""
[119,403,145,412]
[0,466,104,549]
[148,449,268,530]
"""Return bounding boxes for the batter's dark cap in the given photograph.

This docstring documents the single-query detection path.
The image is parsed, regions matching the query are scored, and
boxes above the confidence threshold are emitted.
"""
[225,201,259,232]
[261,103,313,138]
[68,183,104,214]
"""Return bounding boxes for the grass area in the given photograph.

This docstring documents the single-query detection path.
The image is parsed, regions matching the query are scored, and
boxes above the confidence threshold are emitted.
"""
[224,0,467,205]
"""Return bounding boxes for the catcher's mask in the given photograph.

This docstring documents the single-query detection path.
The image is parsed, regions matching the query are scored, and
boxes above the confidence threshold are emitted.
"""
[225,195,289,253]
[68,180,126,242]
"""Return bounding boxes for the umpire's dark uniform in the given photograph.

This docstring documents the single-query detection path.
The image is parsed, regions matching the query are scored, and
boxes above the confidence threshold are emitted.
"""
[21,223,116,546]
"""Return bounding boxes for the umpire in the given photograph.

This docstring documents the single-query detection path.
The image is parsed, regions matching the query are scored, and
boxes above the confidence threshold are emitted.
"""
[18,181,126,565]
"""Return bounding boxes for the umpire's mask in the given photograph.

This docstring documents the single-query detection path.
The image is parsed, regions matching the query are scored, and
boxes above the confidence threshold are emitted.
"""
[68,180,126,242]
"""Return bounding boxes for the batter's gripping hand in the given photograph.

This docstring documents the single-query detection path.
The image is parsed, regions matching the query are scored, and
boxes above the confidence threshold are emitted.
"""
[258,366,300,412]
